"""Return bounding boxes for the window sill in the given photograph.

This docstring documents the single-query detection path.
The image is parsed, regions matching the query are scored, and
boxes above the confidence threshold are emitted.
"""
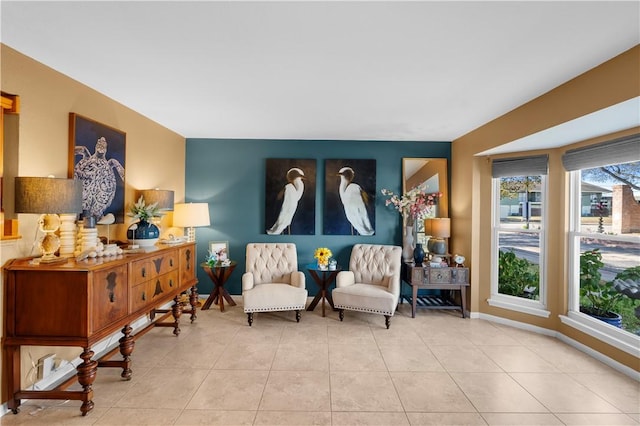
[560,311,640,358]
[487,295,551,318]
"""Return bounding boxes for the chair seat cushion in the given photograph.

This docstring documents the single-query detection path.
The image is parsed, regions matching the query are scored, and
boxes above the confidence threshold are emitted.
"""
[243,283,308,313]
[333,283,397,316]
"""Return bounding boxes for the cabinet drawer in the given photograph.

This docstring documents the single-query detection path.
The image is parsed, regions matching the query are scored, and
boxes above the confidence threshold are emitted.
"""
[92,265,129,333]
[130,270,180,312]
[131,252,178,285]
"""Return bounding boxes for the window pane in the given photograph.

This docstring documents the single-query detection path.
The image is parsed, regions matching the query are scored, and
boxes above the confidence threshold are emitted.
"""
[579,161,639,234]
[498,176,542,229]
[578,237,640,334]
[498,231,540,300]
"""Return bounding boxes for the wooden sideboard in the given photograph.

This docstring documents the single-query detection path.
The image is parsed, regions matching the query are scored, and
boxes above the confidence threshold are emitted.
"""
[2,242,198,416]
[403,263,470,318]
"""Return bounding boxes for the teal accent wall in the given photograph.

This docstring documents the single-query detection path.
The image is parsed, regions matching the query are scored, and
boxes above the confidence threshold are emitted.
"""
[185,139,451,296]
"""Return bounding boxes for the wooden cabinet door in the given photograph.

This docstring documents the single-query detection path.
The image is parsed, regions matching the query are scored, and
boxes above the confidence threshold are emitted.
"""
[92,265,128,333]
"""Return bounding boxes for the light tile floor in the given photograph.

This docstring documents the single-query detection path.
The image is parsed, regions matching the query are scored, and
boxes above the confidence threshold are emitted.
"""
[1,298,638,425]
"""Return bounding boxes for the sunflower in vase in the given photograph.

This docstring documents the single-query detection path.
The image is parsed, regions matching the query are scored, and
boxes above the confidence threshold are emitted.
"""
[314,247,332,270]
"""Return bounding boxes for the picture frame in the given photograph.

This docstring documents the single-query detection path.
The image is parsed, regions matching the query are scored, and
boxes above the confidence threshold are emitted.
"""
[68,113,126,223]
[209,241,229,262]
[265,158,316,235]
[323,159,376,235]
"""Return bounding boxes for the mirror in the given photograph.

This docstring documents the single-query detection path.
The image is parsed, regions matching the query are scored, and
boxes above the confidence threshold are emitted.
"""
[402,158,449,244]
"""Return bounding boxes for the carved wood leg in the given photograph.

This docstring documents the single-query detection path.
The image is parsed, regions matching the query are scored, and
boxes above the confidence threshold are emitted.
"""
[171,294,182,336]
[385,315,391,329]
[295,310,301,322]
[339,309,344,321]
[247,312,253,326]
[77,347,97,416]
[119,325,134,380]
[189,285,199,322]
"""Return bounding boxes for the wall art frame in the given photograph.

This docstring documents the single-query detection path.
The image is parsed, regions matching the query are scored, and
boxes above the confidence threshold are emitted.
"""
[68,113,126,223]
[265,158,316,235]
[324,159,376,236]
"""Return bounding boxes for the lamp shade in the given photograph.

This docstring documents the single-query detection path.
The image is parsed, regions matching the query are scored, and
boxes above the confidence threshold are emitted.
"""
[173,203,210,227]
[137,189,174,211]
[15,177,83,214]
[424,218,450,238]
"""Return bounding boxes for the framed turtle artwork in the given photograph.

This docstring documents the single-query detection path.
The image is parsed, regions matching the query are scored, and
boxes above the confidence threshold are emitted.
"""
[68,113,126,224]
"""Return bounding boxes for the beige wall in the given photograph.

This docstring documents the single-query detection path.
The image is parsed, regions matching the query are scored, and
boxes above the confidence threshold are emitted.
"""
[452,45,640,371]
[1,45,187,394]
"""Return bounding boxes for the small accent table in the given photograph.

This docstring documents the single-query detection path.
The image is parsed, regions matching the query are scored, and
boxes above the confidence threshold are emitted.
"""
[306,263,341,317]
[403,263,470,318]
[201,261,237,312]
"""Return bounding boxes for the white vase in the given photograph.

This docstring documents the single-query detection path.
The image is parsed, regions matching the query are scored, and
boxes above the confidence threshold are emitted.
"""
[403,224,415,263]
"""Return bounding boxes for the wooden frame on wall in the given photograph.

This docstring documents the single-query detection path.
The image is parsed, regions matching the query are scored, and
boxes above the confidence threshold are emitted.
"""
[324,159,376,236]
[265,158,316,235]
[68,113,126,223]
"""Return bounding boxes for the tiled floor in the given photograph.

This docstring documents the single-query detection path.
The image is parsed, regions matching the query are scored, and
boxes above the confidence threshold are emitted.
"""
[1,298,638,425]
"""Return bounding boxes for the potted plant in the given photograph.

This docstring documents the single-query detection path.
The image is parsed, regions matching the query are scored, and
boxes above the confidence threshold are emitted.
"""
[579,249,624,327]
[126,196,161,246]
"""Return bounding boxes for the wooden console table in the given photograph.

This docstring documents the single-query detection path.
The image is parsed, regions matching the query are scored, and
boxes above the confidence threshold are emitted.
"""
[403,263,470,318]
[2,242,198,416]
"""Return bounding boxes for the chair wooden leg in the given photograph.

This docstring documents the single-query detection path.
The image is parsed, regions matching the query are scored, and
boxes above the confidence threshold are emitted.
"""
[247,312,253,326]
[385,315,391,329]
[339,309,344,321]
[295,310,301,322]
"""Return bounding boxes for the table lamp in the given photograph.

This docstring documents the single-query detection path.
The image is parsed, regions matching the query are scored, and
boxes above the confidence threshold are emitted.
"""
[136,189,174,211]
[15,176,83,262]
[172,203,210,242]
[425,217,451,255]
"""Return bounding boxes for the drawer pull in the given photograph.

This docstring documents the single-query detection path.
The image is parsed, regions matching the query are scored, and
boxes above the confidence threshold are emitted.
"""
[169,279,174,287]
[142,292,146,301]
[170,259,174,267]
[141,267,146,278]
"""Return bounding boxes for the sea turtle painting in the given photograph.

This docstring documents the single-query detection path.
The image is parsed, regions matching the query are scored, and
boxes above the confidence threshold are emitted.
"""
[74,136,125,220]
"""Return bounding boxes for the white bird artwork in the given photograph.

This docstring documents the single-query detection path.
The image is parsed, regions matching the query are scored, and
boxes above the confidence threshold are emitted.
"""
[267,167,306,235]
[337,167,374,236]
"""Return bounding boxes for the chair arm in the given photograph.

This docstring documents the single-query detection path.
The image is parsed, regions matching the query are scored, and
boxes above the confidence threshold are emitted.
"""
[291,271,306,289]
[336,271,355,288]
[386,273,400,297]
[242,272,255,291]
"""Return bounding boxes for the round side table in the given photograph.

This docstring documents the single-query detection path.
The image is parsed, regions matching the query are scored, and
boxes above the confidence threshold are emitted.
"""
[200,261,237,312]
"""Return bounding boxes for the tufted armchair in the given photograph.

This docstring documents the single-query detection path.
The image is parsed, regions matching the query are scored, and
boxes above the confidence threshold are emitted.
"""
[242,243,308,326]
[332,244,402,329]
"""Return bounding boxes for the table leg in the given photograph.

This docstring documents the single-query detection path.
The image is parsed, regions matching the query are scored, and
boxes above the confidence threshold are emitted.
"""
[460,286,467,318]
[306,293,323,311]
[202,287,220,310]
[412,284,418,318]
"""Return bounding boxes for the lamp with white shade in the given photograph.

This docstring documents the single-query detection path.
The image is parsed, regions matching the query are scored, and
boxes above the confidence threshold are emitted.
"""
[15,176,83,262]
[172,203,210,242]
[425,217,451,255]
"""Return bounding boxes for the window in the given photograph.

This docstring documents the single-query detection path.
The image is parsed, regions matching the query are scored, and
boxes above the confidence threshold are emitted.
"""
[489,155,549,317]
[564,134,640,347]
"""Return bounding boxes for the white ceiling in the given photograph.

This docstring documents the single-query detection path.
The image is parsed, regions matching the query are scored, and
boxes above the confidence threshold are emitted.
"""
[2,1,639,150]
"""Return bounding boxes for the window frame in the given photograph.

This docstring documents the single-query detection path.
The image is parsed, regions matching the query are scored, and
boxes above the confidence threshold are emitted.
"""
[488,174,550,318]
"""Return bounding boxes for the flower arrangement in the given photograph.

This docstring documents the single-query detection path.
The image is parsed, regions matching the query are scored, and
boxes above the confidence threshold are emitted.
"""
[128,195,161,222]
[381,184,442,223]
[314,247,332,266]
[204,250,218,267]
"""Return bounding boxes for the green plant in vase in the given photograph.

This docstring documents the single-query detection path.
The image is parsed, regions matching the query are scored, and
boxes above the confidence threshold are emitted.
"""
[579,249,624,326]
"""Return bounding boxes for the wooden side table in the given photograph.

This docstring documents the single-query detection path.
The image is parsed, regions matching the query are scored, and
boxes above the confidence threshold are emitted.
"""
[306,263,341,317]
[201,261,237,312]
[403,263,470,318]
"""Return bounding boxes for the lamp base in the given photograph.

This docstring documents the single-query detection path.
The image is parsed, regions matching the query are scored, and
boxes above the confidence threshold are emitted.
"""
[186,227,196,242]
[427,238,447,255]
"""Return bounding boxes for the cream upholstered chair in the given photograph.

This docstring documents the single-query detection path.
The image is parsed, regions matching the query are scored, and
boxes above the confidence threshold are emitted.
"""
[242,243,307,326]
[333,244,402,329]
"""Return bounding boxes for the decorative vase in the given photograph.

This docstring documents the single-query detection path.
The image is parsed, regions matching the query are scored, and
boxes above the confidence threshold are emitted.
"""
[318,261,328,270]
[403,224,415,263]
[127,219,160,247]
[413,243,425,265]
